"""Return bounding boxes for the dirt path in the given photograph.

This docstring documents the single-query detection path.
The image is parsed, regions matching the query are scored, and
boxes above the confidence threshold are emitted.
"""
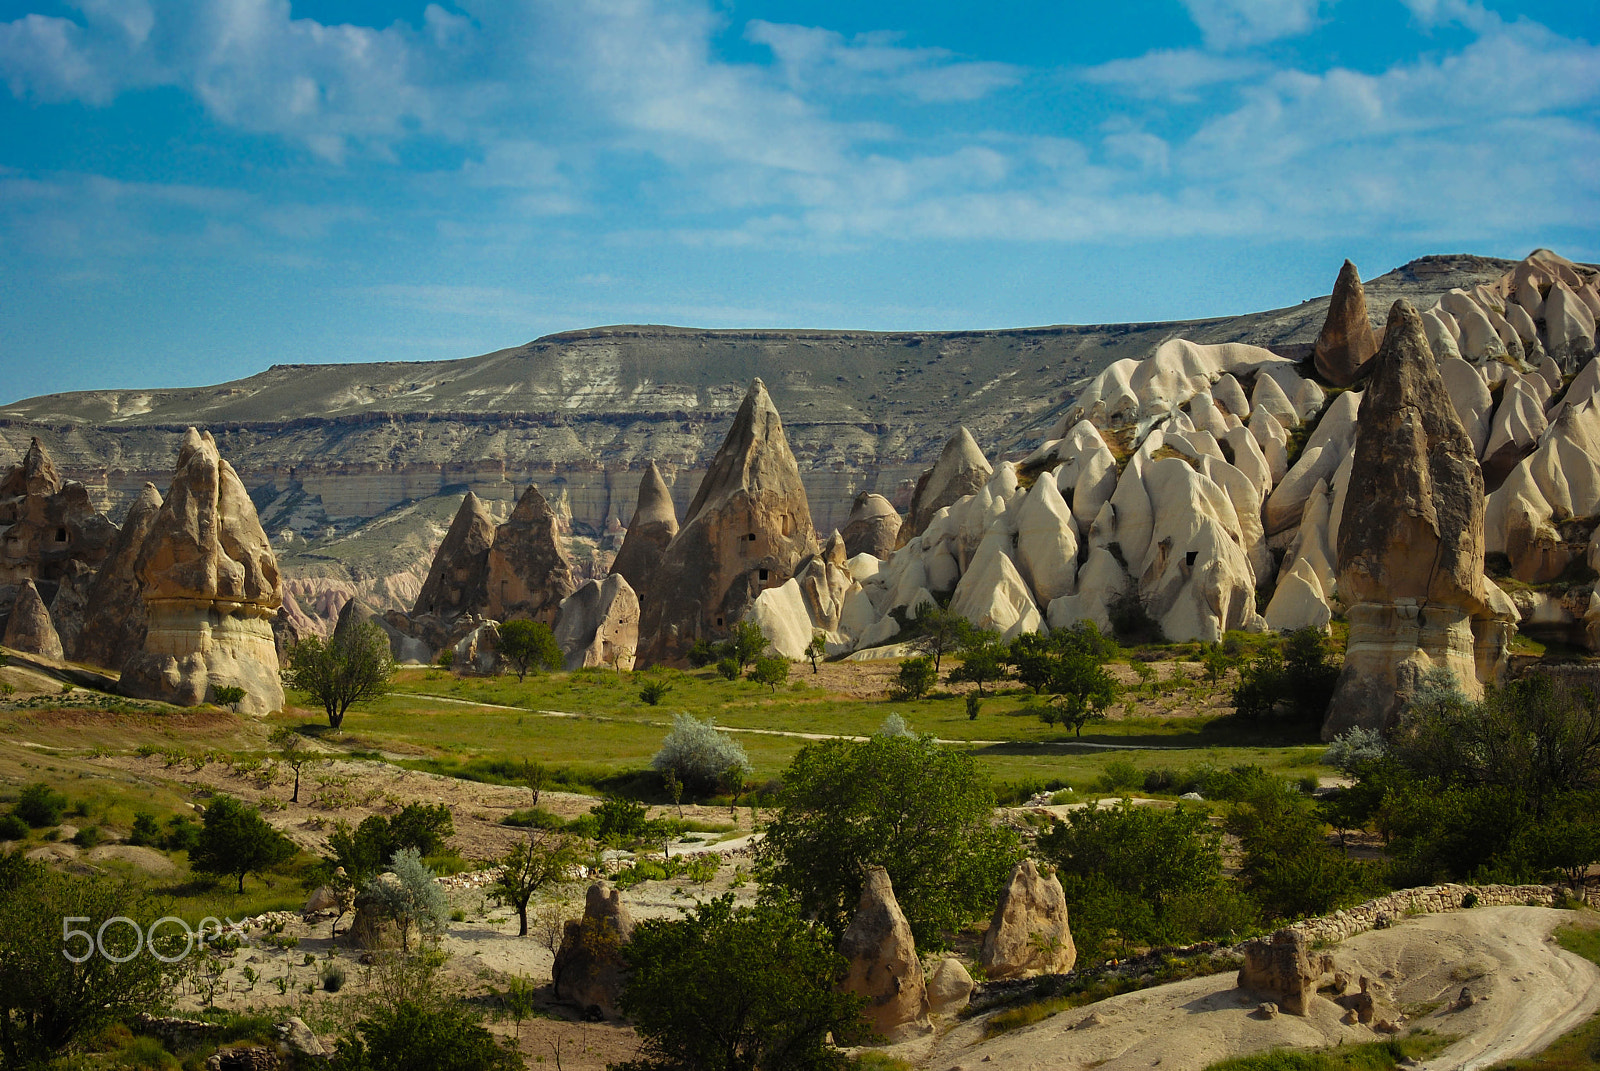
[906,906,1599,1071]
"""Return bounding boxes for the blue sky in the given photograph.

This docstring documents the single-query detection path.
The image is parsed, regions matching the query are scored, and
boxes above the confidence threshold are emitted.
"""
[0,0,1596,401]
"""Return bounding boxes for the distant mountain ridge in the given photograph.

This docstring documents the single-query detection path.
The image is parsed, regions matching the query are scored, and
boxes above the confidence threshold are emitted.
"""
[0,252,1528,634]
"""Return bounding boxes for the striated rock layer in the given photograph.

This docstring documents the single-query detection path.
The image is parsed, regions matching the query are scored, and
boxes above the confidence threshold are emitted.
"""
[1324,301,1514,740]
[120,429,285,715]
[637,379,817,666]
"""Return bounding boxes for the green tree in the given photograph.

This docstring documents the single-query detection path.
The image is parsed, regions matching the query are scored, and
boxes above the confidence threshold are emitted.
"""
[282,622,395,730]
[1042,652,1118,737]
[0,853,177,1068]
[757,734,1023,946]
[1228,778,1368,920]
[889,656,937,700]
[497,620,564,682]
[388,803,455,858]
[749,655,790,692]
[725,620,769,671]
[618,894,867,1071]
[946,630,1007,696]
[907,604,970,674]
[805,631,827,674]
[492,830,579,937]
[190,794,297,893]
[269,726,315,804]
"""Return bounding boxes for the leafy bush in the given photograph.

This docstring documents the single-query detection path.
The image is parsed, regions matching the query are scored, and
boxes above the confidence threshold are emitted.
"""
[749,655,790,692]
[889,656,936,700]
[71,825,103,849]
[128,811,162,847]
[212,685,247,710]
[1323,727,1387,775]
[321,963,347,992]
[618,894,867,1071]
[498,619,564,681]
[877,713,915,738]
[15,782,67,828]
[0,813,28,840]
[757,733,1023,946]
[593,797,652,842]
[716,657,741,681]
[329,999,522,1071]
[1096,759,1142,793]
[651,713,751,794]
[190,795,297,893]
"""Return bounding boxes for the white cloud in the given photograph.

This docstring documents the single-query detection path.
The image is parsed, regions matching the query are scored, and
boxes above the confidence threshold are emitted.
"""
[1180,0,1329,50]
[1079,49,1265,102]
[745,21,1019,103]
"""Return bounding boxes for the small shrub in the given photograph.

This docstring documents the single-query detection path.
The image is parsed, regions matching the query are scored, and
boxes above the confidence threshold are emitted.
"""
[639,680,673,706]
[321,963,347,992]
[1461,892,1478,909]
[0,813,28,840]
[889,656,937,700]
[15,782,67,827]
[748,656,790,692]
[716,657,741,681]
[128,811,162,847]
[652,713,751,794]
[212,685,247,710]
[1096,759,1143,793]
[72,825,103,849]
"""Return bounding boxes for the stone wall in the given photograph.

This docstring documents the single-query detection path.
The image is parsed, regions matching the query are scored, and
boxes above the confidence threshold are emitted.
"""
[1284,882,1572,946]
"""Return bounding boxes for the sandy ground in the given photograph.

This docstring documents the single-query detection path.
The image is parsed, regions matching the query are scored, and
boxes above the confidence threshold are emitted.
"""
[903,906,1599,1071]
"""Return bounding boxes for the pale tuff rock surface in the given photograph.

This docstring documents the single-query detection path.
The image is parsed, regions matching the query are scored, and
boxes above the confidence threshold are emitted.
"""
[838,867,931,1041]
[348,872,422,951]
[905,427,992,540]
[3,579,62,658]
[411,491,495,622]
[925,958,975,1017]
[1238,929,1323,1016]
[120,429,285,715]
[1313,260,1379,387]
[948,528,1043,639]
[842,491,901,559]
[1015,474,1079,604]
[0,437,116,633]
[637,379,816,667]
[608,461,678,596]
[1486,396,1600,585]
[74,484,163,671]
[553,885,634,1020]
[553,574,639,671]
[980,859,1076,980]
[334,594,432,665]
[1325,301,1513,740]
[485,482,580,624]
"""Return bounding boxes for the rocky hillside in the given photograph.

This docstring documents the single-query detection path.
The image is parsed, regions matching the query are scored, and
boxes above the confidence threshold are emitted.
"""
[0,254,1521,631]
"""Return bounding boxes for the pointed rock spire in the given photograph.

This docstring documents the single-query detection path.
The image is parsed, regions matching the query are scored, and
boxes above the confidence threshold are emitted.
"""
[74,483,163,669]
[486,483,579,623]
[610,461,678,597]
[1314,260,1379,388]
[906,427,992,539]
[1325,300,1513,739]
[636,379,816,666]
[411,491,495,620]
[3,579,63,659]
[839,868,930,1040]
[0,437,61,499]
[120,429,285,714]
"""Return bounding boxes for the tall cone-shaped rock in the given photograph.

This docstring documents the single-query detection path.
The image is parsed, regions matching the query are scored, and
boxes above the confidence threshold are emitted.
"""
[74,483,163,670]
[980,859,1076,979]
[411,492,495,620]
[636,379,816,667]
[0,438,60,499]
[610,462,678,596]
[486,483,579,623]
[839,867,931,1041]
[120,429,285,714]
[1324,301,1514,740]
[1314,260,1380,387]
[906,428,992,540]
[842,492,902,559]
[3,578,62,659]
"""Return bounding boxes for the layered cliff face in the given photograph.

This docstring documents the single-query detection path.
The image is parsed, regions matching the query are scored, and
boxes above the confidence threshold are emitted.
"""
[0,254,1535,637]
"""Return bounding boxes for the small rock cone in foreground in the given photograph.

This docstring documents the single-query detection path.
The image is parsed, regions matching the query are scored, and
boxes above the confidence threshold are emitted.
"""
[838,867,931,1041]
[3,578,63,659]
[980,859,1076,979]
